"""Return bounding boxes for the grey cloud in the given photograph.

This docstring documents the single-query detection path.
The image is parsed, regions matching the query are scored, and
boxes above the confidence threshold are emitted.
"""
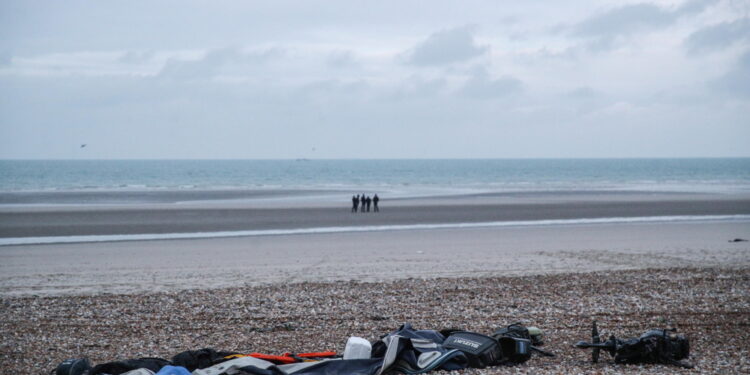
[2,66,747,158]
[0,50,11,66]
[296,79,370,100]
[158,48,239,79]
[566,86,599,99]
[326,50,358,69]
[574,3,671,36]
[2,0,749,158]
[572,0,715,51]
[674,0,716,16]
[561,86,614,115]
[685,18,750,55]
[459,67,522,99]
[406,27,488,66]
[118,50,155,64]
[0,1,521,55]
[157,47,284,80]
[389,75,447,100]
[712,50,750,97]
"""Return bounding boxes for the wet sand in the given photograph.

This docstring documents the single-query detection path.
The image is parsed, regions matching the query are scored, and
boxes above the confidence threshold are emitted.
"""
[1,191,749,296]
[1,221,748,296]
[1,191,749,238]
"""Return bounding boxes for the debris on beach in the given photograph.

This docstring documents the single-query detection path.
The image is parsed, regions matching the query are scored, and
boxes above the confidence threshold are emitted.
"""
[5,267,749,374]
[574,321,693,368]
[52,323,555,374]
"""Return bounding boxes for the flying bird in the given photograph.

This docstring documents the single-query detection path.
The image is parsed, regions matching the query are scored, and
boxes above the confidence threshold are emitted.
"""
[80,144,86,148]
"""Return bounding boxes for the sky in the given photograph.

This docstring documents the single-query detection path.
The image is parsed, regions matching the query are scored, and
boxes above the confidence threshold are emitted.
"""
[0,0,749,159]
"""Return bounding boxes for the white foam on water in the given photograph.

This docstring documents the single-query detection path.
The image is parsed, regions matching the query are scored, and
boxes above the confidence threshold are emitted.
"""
[1,214,749,246]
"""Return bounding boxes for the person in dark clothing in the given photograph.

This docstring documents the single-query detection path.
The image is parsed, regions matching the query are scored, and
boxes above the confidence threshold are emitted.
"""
[352,195,359,213]
[361,193,367,212]
[373,194,379,212]
[366,196,372,212]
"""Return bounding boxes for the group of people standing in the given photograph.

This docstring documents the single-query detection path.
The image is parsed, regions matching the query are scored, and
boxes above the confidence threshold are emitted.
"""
[352,194,379,212]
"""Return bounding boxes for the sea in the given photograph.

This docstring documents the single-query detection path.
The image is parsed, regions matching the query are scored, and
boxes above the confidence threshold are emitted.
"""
[1,159,749,245]
[1,158,749,195]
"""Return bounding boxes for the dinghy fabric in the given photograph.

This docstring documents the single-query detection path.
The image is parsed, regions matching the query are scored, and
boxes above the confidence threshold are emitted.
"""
[155,367,192,375]
[120,370,155,375]
[50,322,554,375]
[172,349,238,371]
[90,358,171,375]
[371,324,468,374]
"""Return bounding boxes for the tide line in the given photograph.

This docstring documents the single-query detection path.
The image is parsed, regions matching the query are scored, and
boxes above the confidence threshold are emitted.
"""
[1,214,749,246]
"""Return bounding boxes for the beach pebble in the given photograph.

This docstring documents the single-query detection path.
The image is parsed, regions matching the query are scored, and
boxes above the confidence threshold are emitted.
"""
[1,267,748,374]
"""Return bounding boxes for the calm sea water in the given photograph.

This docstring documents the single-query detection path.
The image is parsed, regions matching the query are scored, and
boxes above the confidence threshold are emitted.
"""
[0,159,749,194]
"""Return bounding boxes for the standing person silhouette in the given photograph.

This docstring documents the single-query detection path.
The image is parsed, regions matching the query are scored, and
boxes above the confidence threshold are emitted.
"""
[366,196,372,212]
[351,195,359,213]
[373,194,379,212]
[361,193,367,212]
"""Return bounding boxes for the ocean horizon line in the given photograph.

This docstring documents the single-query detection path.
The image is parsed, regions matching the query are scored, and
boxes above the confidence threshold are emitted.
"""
[2,157,750,161]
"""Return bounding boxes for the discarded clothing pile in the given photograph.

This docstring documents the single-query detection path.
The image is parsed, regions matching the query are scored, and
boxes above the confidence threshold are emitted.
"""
[53,323,553,375]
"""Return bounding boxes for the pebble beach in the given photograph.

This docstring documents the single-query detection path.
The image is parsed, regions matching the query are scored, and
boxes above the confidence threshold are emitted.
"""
[2,267,748,374]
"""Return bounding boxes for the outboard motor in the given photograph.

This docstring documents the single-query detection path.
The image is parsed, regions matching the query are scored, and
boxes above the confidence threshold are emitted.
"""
[575,321,693,368]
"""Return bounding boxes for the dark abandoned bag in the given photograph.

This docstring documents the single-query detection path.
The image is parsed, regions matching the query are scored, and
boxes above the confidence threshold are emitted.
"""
[492,322,549,361]
[171,348,238,371]
[442,328,536,368]
[442,331,500,368]
[496,337,532,364]
[492,323,543,346]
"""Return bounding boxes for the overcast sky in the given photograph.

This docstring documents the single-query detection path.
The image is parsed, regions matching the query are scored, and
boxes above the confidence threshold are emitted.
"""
[1,0,748,159]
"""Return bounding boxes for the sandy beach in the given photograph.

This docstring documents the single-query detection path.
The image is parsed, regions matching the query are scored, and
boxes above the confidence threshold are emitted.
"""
[1,190,749,373]
[0,191,749,295]
[1,190,749,238]
[0,221,749,296]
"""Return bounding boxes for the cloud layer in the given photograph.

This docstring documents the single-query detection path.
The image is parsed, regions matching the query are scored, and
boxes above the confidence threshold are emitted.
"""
[406,27,488,65]
[685,18,750,54]
[0,0,748,158]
